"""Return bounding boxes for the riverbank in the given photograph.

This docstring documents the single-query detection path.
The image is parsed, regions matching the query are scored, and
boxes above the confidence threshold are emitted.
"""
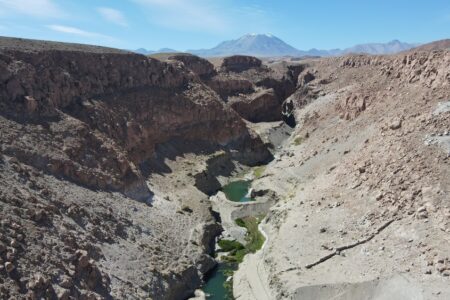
[233,221,273,300]
[200,215,266,299]
[182,121,292,300]
[200,166,277,299]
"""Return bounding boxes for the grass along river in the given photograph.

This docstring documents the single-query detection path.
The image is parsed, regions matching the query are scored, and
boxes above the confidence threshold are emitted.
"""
[201,177,266,299]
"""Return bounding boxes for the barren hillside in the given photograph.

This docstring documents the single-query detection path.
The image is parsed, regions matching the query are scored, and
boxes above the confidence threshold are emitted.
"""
[410,39,450,52]
[235,51,450,299]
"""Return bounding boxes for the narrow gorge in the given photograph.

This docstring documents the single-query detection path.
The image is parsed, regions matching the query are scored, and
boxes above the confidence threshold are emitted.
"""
[0,37,449,300]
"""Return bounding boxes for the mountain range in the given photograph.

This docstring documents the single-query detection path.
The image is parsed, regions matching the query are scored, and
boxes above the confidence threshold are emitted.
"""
[135,34,420,57]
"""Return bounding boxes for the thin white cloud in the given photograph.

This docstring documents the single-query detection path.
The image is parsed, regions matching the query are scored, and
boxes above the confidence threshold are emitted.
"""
[133,0,228,33]
[0,0,64,18]
[237,4,266,17]
[97,7,128,27]
[47,25,116,41]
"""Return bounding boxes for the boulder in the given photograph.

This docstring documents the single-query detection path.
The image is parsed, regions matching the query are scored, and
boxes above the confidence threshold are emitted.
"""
[389,118,402,130]
[5,262,14,273]
[282,98,296,127]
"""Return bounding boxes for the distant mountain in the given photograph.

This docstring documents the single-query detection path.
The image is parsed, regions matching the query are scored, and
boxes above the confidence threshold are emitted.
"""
[134,48,179,55]
[135,35,420,58]
[189,34,304,57]
[187,34,418,57]
[303,48,342,57]
[341,40,419,55]
[409,39,450,52]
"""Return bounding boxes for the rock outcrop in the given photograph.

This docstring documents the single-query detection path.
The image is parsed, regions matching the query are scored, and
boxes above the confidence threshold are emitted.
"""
[220,55,262,72]
[208,77,255,99]
[229,89,281,122]
[0,39,270,202]
[0,37,271,300]
[207,58,306,122]
[168,53,216,79]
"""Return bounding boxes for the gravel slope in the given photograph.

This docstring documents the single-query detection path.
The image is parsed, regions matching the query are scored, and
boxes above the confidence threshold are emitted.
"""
[234,50,450,299]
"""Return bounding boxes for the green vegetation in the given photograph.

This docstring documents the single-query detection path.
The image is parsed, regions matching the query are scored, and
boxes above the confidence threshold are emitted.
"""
[293,136,304,145]
[253,166,266,178]
[222,267,236,299]
[242,216,266,253]
[220,216,266,264]
[217,239,246,263]
[209,216,266,298]
[218,239,244,252]
[234,218,246,227]
[223,280,233,298]
[222,248,248,263]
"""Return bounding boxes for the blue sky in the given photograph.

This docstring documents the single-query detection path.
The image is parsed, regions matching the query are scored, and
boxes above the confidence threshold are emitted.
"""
[0,0,449,51]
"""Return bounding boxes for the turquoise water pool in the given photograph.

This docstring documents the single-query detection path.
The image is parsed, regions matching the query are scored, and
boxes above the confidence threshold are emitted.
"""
[202,263,237,300]
[222,180,254,202]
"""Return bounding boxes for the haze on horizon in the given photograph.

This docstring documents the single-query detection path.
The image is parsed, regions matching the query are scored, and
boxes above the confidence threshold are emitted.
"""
[0,0,449,51]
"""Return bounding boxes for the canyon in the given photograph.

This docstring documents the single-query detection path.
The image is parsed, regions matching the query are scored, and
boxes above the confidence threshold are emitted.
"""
[0,36,449,300]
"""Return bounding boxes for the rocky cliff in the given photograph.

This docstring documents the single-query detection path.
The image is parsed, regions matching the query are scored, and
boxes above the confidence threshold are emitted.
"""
[0,38,270,299]
[203,57,304,123]
[0,39,270,201]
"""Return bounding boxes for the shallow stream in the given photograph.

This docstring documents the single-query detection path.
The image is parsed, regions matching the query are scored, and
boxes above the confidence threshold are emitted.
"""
[201,263,236,300]
[201,179,254,299]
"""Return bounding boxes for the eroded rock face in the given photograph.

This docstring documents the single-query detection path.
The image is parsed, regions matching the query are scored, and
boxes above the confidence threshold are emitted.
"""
[207,57,306,122]
[221,55,262,72]
[229,89,281,122]
[0,42,270,201]
[337,92,368,120]
[257,63,305,101]
[0,38,272,299]
[168,53,216,79]
[297,70,316,88]
[208,78,254,99]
